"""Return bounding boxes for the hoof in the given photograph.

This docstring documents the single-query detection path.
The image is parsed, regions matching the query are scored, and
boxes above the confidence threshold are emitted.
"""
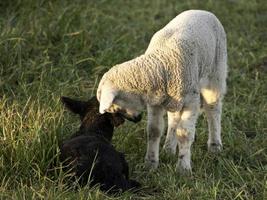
[145,158,159,169]
[208,142,222,153]
[176,157,192,175]
[163,144,176,155]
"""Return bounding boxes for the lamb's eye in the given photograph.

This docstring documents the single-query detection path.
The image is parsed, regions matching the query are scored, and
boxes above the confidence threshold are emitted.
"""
[109,104,120,112]
[109,106,115,112]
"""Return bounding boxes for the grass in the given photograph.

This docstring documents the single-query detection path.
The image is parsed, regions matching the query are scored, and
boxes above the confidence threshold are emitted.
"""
[0,0,267,199]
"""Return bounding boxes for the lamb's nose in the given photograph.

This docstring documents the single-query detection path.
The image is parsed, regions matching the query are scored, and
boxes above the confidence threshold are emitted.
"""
[132,113,142,123]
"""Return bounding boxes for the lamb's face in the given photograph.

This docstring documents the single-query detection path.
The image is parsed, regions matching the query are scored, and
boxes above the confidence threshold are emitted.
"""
[110,94,143,123]
[97,80,143,123]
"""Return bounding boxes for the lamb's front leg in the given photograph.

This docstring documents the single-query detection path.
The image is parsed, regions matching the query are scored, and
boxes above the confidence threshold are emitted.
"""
[163,112,181,154]
[176,102,199,174]
[145,105,165,169]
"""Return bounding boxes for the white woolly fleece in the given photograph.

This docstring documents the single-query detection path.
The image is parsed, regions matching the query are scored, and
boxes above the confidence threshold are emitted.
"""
[98,10,227,111]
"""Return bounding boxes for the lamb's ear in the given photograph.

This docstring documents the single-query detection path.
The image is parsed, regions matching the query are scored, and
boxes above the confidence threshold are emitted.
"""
[99,89,117,114]
[61,96,87,116]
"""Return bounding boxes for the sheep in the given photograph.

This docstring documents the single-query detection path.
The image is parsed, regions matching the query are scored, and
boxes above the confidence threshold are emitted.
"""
[97,10,228,173]
[60,96,141,193]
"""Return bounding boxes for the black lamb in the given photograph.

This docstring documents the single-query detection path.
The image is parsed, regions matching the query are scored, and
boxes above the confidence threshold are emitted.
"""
[60,96,140,193]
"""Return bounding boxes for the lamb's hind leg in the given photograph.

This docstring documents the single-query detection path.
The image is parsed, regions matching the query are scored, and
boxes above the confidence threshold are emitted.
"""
[201,87,223,152]
[202,28,227,152]
[145,105,165,169]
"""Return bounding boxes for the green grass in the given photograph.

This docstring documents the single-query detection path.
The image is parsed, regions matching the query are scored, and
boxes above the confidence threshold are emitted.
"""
[0,0,267,199]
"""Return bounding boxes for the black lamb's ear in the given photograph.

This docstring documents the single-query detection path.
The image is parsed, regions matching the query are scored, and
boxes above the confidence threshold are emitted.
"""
[61,96,88,117]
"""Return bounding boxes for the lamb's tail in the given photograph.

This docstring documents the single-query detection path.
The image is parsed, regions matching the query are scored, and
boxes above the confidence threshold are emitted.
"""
[213,17,228,96]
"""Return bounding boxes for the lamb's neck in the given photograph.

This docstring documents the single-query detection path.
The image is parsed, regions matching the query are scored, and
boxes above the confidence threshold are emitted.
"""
[112,52,169,95]
[79,121,114,142]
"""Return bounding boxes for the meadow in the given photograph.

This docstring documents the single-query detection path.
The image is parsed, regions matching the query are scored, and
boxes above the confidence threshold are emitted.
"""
[0,0,266,199]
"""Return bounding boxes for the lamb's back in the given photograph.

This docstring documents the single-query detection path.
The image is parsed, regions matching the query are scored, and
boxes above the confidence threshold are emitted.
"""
[146,10,224,65]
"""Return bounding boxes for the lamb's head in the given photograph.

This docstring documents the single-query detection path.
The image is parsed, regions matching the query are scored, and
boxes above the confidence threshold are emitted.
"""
[97,78,144,123]
[61,96,125,132]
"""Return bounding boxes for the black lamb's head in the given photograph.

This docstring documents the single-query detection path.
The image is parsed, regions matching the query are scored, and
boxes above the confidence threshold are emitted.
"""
[61,96,125,141]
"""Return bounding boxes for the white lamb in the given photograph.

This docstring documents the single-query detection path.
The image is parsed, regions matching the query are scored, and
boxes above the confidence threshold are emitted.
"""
[97,10,227,173]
